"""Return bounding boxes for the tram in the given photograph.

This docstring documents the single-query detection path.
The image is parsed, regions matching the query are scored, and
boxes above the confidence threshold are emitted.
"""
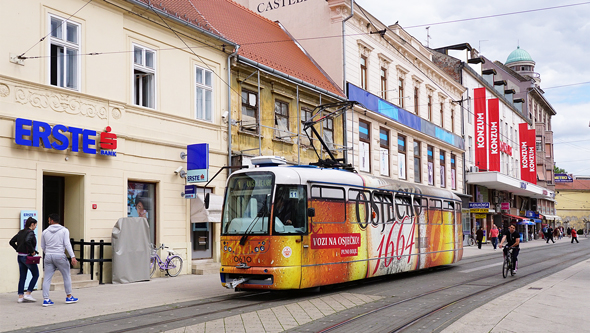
[219,156,463,290]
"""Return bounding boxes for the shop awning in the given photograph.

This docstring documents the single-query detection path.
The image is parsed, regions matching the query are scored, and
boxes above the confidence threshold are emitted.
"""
[503,213,525,220]
[532,219,542,223]
[517,220,535,225]
[542,214,562,221]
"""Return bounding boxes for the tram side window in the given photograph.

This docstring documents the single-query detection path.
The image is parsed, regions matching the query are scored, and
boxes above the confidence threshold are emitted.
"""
[349,188,371,227]
[310,186,345,223]
[273,185,307,234]
[372,191,393,225]
[395,195,413,222]
[413,196,428,223]
[443,201,455,225]
[429,199,443,225]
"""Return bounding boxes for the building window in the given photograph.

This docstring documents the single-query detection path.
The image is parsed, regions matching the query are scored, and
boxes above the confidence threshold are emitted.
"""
[380,67,387,99]
[427,145,434,185]
[133,44,156,108]
[360,56,367,90]
[414,87,419,114]
[451,153,456,190]
[398,78,404,108]
[414,141,421,183]
[468,136,473,164]
[49,15,80,90]
[379,128,389,176]
[398,135,406,179]
[440,150,446,188]
[428,95,432,121]
[241,90,258,133]
[128,181,156,244]
[274,100,290,140]
[359,120,371,173]
[440,102,444,127]
[300,107,314,146]
[323,114,334,150]
[195,66,213,121]
[536,136,542,151]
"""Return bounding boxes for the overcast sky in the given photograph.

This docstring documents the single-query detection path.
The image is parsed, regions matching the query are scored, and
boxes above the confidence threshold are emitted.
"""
[356,0,590,176]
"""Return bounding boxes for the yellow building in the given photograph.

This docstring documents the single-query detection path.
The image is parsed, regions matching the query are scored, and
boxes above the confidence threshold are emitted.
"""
[189,0,347,166]
[556,178,590,231]
[1,0,234,291]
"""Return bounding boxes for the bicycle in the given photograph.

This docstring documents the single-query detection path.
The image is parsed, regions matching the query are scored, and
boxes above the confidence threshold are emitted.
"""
[466,234,476,247]
[150,244,184,278]
[502,246,515,278]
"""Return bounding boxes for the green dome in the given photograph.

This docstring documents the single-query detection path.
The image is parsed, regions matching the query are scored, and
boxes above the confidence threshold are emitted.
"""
[506,46,534,64]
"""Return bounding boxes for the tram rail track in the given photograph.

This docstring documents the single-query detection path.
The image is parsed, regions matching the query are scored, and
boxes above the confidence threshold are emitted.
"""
[315,250,590,333]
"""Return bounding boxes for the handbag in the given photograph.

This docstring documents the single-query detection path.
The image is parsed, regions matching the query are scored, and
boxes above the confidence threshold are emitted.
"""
[26,255,41,265]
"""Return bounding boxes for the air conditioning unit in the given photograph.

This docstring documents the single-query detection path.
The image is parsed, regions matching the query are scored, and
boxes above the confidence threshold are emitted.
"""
[469,166,480,173]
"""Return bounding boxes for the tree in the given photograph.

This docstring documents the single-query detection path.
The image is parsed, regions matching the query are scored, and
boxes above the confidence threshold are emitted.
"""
[554,165,567,174]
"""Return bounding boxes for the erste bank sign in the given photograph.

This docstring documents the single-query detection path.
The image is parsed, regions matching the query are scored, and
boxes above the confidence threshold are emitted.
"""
[14,118,117,156]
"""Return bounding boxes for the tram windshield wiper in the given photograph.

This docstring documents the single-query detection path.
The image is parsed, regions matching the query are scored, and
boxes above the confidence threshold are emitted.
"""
[239,195,269,245]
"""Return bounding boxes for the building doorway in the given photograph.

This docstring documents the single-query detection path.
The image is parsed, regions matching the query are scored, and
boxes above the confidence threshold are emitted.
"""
[42,174,84,240]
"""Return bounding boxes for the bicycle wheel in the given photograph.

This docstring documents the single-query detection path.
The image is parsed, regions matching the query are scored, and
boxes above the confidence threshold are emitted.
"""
[166,256,183,277]
[502,257,509,278]
[469,238,475,247]
[150,257,158,278]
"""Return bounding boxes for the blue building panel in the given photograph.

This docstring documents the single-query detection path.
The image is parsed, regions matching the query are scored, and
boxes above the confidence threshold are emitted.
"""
[347,83,464,150]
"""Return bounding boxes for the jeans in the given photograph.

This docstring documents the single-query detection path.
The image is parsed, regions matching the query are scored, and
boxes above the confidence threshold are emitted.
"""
[17,255,39,295]
[503,247,520,270]
[491,237,498,249]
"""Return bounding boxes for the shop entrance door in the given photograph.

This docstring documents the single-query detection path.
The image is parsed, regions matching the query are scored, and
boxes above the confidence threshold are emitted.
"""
[43,174,84,241]
[43,176,65,229]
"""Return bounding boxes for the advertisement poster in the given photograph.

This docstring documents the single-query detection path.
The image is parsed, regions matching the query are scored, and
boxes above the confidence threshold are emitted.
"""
[127,182,156,244]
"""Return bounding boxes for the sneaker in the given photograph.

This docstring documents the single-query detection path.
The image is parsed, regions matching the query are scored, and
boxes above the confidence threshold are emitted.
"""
[24,294,36,302]
[43,299,54,307]
[65,296,78,304]
[17,297,24,303]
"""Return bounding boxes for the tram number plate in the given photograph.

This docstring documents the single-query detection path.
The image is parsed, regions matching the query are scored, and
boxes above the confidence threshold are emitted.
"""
[289,189,298,198]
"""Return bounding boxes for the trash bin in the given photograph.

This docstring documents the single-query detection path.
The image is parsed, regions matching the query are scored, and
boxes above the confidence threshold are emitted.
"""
[112,217,151,284]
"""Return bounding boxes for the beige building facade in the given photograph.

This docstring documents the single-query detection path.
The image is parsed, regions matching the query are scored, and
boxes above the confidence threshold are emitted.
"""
[1,0,234,292]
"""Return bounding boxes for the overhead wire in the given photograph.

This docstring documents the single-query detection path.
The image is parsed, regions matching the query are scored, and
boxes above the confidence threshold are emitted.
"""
[18,0,95,59]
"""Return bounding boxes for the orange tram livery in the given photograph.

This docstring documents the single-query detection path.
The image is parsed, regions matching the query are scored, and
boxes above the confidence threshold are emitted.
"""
[220,159,463,290]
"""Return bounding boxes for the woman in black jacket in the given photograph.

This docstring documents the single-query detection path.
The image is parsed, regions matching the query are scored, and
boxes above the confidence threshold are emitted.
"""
[9,217,39,303]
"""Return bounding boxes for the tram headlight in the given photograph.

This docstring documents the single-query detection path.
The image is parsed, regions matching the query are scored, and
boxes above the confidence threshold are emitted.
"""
[260,246,265,251]
[255,247,259,252]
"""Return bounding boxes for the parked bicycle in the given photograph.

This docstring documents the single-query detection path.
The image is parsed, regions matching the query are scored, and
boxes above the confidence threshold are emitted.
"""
[150,244,183,278]
[465,234,476,246]
[502,246,515,278]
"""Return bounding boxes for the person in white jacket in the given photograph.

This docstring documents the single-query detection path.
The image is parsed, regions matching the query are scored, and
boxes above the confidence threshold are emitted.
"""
[40,214,79,306]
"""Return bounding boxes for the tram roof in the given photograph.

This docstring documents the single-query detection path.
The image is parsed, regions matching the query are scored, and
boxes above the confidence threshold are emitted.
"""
[232,165,459,201]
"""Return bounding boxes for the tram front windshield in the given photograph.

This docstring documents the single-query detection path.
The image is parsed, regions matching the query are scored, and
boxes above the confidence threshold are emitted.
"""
[222,172,273,235]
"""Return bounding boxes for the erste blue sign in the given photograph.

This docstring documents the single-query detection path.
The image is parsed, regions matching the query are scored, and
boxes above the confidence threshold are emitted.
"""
[14,118,117,156]
[187,143,209,183]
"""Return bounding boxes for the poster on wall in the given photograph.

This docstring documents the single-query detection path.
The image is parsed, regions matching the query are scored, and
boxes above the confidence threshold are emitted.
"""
[398,152,406,179]
[518,123,530,183]
[474,87,488,171]
[380,148,389,176]
[428,162,434,185]
[359,141,370,172]
[488,98,500,171]
[127,182,156,244]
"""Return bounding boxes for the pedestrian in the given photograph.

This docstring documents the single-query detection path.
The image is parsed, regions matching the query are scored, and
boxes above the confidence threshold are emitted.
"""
[476,226,484,249]
[489,224,499,250]
[9,217,40,303]
[553,227,560,241]
[546,226,555,243]
[571,228,579,243]
[41,214,79,307]
[567,227,572,238]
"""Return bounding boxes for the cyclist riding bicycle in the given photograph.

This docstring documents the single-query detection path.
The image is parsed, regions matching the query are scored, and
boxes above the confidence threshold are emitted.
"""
[499,224,520,273]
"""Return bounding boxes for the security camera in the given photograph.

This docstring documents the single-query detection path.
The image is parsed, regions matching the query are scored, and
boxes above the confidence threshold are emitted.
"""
[221,111,229,123]
[174,166,184,174]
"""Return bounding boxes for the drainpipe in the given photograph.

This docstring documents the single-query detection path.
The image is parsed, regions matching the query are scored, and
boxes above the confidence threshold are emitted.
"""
[342,0,354,164]
[228,46,240,168]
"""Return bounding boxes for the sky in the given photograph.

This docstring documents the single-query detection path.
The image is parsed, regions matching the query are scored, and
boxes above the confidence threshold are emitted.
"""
[356,0,590,176]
